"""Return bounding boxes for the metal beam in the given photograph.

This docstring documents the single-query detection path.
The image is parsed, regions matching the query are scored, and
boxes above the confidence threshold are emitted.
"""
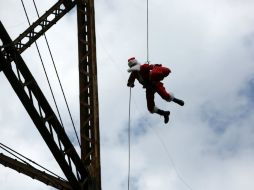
[77,0,101,189]
[0,21,88,190]
[0,153,72,190]
[2,0,76,59]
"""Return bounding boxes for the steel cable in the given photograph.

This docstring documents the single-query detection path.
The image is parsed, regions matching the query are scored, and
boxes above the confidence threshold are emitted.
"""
[31,0,81,147]
[20,0,64,128]
[0,142,67,181]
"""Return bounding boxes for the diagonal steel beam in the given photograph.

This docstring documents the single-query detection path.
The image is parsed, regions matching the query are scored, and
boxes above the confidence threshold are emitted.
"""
[0,21,89,190]
[0,153,72,190]
[1,0,76,58]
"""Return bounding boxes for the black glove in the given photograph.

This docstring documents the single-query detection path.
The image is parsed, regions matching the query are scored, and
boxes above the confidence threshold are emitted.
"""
[127,83,135,88]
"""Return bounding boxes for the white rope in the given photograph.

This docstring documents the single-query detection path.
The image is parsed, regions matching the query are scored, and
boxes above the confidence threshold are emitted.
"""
[146,0,150,64]
[128,87,132,190]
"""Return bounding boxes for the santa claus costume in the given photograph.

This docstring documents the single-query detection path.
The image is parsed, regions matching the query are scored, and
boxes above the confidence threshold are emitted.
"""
[127,57,184,124]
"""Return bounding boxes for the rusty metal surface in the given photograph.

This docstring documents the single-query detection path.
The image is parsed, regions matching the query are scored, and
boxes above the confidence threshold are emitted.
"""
[0,21,88,189]
[1,0,76,59]
[0,0,102,189]
[77,0,101,189]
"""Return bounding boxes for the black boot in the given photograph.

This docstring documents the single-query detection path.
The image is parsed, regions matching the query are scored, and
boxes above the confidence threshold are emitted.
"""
[172,98,184,106]
[157,109,170,124]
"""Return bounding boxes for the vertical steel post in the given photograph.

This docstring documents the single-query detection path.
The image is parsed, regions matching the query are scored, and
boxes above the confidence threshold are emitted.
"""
[77,0,101,189]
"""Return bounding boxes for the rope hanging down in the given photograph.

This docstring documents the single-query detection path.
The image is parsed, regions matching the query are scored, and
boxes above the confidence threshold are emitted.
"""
[127,1,194,189]
[128,1,149,189]
[128,87,132,190]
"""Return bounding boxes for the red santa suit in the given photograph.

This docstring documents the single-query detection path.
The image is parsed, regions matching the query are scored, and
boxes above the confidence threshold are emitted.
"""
[127,62,174,113]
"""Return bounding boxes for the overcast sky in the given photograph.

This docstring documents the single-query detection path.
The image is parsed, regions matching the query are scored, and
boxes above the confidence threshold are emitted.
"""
[1,0,254,190]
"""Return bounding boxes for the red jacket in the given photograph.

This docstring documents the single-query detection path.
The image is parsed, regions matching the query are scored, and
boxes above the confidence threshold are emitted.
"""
[127,64,171,87]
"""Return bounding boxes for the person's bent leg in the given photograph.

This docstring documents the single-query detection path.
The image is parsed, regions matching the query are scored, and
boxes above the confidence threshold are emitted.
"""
[146,89,170,124]
[156,82,184,106]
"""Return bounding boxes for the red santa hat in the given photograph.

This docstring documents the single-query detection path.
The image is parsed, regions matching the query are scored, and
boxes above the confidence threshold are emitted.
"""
[128,57,138,68]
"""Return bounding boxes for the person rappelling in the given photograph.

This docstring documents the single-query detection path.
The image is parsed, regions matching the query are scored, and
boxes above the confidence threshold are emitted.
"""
[127,57,184,124]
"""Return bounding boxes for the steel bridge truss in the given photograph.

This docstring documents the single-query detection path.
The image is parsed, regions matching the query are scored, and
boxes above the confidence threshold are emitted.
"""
[0,0,101,190]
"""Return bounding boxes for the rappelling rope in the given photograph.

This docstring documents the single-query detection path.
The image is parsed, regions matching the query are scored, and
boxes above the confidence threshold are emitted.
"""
[128,1,149,189]
[128,87,132,190]
[127,0,150,189]
[146,0,150,64]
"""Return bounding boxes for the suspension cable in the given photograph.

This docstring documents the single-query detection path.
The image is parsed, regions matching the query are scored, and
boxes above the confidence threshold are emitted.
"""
[31,0,81,147]
[20,0,64,128]
[0,142,67,181]
[128,87,132,190]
